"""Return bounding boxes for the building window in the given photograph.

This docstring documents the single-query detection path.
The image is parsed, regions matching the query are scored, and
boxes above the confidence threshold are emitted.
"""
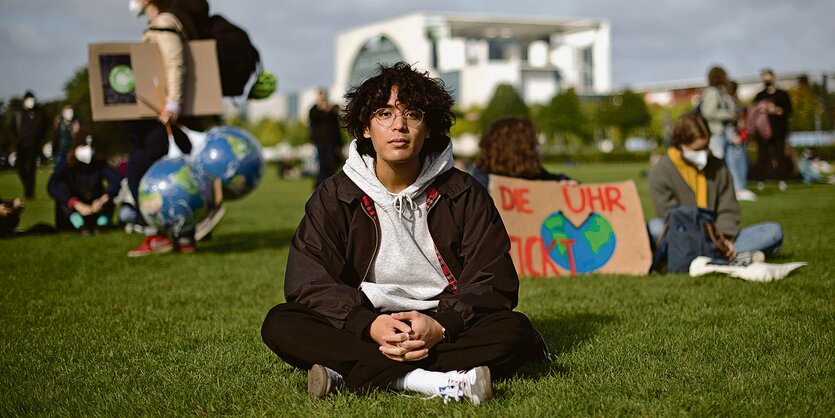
[582,47,594,90]
[349,36,405,88]
[488,39,518,61]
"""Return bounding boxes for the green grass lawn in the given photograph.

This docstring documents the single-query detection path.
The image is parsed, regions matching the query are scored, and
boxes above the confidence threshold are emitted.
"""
[1,163,833,416]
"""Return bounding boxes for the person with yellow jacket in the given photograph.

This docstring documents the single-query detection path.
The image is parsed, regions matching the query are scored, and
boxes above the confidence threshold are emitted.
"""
[647,112,783,261]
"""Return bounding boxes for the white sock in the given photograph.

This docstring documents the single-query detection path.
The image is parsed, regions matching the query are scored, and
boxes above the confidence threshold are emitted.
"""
[395,368,453,395]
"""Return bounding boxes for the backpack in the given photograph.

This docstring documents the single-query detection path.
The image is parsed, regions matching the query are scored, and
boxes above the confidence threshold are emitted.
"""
[650,206,728,274]
[204,15,261,97]
[167,1,261,97]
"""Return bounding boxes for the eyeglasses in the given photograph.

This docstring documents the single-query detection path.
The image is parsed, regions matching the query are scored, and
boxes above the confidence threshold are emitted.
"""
[371,107,424,128]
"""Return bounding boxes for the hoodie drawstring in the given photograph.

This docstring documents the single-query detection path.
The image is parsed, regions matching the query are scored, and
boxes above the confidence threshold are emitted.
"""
[392,193,420,220]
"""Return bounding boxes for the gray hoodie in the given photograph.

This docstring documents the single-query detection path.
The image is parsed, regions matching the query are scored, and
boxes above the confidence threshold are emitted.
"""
[342,139,455,312]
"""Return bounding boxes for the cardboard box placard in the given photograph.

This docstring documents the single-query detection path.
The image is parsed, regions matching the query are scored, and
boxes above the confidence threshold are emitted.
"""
[88,40,223,121]
[489,175,652,276]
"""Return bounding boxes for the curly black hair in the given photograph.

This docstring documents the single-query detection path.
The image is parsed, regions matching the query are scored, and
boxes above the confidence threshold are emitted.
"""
[342,62,455,157]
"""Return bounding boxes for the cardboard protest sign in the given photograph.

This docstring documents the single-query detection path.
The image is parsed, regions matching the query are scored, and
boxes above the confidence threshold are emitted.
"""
[88,40,223,121]
[489,175,652,276]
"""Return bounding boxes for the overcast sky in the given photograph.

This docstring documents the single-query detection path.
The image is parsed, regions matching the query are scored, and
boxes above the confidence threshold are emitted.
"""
[1,0,833,102]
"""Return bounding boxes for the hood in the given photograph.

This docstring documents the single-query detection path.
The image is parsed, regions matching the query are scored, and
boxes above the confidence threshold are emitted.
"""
[343,139,454,208]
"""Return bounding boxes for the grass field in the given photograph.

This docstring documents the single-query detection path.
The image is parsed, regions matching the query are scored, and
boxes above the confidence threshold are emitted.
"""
[1,162,833,417]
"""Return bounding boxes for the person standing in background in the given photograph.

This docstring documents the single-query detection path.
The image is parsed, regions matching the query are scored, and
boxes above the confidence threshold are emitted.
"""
[9,90,48,199]
[700,66,735,161]
[752,68,793,191]
[52,104,81,166]
[308,89,344,189]
[726,81,756,201]
[125,0,195,256]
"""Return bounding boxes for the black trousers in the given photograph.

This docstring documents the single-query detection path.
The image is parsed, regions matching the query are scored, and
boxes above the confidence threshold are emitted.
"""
[261,302,544,391]
[751,135,792,182]
[16,145,38,199]
[314,141,339,189]
[125,121,192,227]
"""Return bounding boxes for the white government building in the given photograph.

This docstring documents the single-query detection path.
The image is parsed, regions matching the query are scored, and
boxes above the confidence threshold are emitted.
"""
[246,12,611,122]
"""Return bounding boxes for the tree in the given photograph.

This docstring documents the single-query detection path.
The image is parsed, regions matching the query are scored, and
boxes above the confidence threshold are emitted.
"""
[479,83,528,132]
[535,88,590,147]
[790,83,826,132]
[63,67,128,155]
[595,89,651,144]
[449,105,481,139]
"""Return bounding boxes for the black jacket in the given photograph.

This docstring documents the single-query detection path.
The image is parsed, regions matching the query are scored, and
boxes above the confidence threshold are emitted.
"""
[284,168,519,342]
[47,159,121,208]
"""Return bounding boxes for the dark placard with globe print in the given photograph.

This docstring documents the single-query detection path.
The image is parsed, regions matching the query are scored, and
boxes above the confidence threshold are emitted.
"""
[98,54,136,105]
[489,176,652,276]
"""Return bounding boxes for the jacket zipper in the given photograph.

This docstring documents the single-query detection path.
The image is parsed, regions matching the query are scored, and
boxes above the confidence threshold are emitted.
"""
[360,196,380,284]
[426,187,458,294]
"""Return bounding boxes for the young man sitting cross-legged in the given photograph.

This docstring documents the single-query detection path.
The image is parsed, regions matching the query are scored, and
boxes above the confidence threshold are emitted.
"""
[261,62,547,404]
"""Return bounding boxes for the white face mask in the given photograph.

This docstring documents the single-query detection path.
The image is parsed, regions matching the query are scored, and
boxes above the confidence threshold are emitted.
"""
[75,145,94,165]
[23,98,35,109]
[63,109,74,121]
[681,147,708,171]
[128,0,146,16]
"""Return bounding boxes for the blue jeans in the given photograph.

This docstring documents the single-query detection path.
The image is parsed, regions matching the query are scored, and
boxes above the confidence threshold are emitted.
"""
[648,218,783,256]
[725,141,749,191]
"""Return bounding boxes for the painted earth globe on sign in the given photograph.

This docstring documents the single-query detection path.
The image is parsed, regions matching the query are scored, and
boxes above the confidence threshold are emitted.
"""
[138,158,213,234]
[194,126,264,199]
[540,211,617,274]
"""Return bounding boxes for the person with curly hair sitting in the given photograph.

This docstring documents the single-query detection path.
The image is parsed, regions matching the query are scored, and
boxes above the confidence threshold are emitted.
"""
[261,62,547,405]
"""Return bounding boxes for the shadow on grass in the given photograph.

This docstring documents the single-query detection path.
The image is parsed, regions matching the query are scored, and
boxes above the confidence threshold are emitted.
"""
[198,228,297,254]
[515,312,616,380]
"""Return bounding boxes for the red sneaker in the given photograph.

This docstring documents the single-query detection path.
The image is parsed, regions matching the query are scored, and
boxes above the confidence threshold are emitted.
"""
[177,243,197,254]
[127,234,174,257]
[176,236,196,254]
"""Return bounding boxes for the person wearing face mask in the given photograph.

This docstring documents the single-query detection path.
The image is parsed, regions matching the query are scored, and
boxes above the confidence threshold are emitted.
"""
[647,112,784,261]
[52,104,81,166]
[47,132,121,234]
[9,90,48,199]
[124,0,199,255]
[751,68,793,192]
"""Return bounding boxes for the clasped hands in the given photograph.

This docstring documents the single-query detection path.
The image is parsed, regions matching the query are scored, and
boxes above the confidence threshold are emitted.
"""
[73,195,109,216]
[369,311,443,362]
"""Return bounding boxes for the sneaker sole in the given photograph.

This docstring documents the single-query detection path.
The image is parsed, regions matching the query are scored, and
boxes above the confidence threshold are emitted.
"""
[127,244,174,257]
[469,366,493,405]
[307,364,330,400]
[195,206,227,241]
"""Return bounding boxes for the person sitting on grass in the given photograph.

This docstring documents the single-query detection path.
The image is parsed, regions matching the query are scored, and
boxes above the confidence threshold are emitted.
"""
[261,62,547,405]
[0,196,24,238]
[47,132,121,234]
[648,112,784,261]
[471,116,576,189]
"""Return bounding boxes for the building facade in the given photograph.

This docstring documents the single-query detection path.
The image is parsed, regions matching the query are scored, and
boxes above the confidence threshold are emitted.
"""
[334,12,611,109]
[245,12,611,122]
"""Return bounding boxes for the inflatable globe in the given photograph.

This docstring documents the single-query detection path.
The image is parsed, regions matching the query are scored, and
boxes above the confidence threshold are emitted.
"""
[194,126,264,199]
[540,211,616,273]
[138,157,213,234]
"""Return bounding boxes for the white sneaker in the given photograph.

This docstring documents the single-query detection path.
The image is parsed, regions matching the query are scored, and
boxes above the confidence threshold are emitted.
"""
[778,181,788,191]
[735,189,758,202]
[432,366,493,405]
[730,251,765,266]
[307,364,343,399]
[195,204,227,241]
[689,256,807,282]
